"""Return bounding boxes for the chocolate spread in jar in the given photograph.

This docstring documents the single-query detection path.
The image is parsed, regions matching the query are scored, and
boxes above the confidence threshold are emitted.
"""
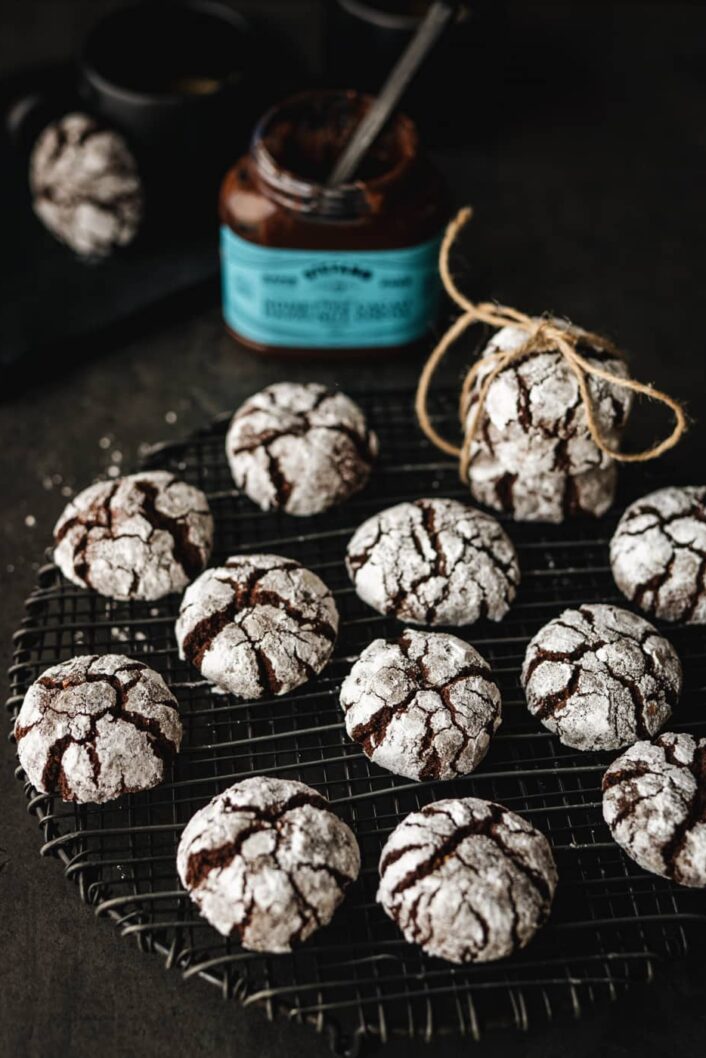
[219,90,448,356]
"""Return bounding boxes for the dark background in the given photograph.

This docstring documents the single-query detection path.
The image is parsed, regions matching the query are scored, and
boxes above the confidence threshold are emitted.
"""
[2,2,706,1057]
[0,0,325,78]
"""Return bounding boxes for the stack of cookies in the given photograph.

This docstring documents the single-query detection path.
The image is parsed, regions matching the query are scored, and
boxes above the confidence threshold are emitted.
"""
[463,321,632,523]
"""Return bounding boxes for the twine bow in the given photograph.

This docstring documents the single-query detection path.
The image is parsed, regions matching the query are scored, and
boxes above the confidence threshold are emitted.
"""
[415,207,687,483]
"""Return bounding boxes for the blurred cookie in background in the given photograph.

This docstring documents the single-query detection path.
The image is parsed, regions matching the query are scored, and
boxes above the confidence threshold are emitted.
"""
[29,111,143,258]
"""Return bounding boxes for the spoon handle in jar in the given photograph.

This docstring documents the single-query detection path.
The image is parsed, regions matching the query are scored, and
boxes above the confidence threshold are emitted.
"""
[327,1,459,188]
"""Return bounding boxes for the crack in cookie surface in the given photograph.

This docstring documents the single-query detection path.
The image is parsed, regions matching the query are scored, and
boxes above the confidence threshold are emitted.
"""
[521,604,682,751]
[176,776,360,951]
[226,383,378,517]
[53,470,213,601]
[346,498,520,627]
[463,323,632,523]
[610,486,706,624]
[602,732,706,886]
[175,554,339,699]
[340,630,501,781]
[377,797,557,963]
[14,654,182,804]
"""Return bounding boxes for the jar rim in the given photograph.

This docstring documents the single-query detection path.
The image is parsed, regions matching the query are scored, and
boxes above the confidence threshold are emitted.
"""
[250,89,419,217]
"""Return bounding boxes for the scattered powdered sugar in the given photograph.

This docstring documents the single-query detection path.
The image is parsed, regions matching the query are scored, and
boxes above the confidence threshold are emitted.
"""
[377,797,557,963]
[38,470,72,497]
[340,630,501,781]
[176,776,360,950]
[346,498,519,627]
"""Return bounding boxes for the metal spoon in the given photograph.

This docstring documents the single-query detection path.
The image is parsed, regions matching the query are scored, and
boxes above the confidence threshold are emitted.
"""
[327,0,459,187]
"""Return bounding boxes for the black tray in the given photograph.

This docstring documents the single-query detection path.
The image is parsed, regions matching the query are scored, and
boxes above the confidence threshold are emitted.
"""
[1,64,218,375]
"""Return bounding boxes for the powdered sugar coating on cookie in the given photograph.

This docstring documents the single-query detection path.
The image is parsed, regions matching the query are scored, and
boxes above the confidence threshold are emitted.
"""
[226,382,378,516]
[377,797,557,963]
[175,554,339,699]
[346,498,519,626]
[14,654,182,804]
[521,603,682,751]
[177,776,360,950]
[30,112,143,257]
[603,732,706,887]
[464,322,632,523]
[340,630,501,781]
[610,486,706,623]
[53,470,214,601]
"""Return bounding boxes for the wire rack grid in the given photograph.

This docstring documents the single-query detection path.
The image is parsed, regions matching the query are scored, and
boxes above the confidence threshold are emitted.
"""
[6,388,706,1056]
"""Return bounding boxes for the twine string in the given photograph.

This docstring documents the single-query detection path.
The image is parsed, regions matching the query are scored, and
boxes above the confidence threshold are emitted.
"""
[414,207,687,480]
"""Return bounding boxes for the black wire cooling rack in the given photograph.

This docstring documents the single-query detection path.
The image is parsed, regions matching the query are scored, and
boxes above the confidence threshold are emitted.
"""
[7,388,706,1055]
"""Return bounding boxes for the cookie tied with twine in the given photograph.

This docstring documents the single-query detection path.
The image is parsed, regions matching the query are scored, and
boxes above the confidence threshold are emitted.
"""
[415,208,687,523]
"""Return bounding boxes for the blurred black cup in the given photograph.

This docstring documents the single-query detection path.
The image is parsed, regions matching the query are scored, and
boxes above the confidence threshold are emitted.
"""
[78,0,294,227]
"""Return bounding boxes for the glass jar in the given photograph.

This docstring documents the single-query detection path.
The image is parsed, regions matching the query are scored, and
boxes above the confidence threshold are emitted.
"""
[219,90,448,356]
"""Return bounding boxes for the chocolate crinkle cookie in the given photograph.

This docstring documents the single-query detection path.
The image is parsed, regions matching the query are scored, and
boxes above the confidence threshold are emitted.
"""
[177,776,360,950]
[346,498,519,626]
[29,112,143,258]
[377,797,557,963]
[603,732,706,887]
[340,630,501,781]
[463,322,632,523]
[610,486,706,623]
[521,603,682,752]
[53,471,214,601]
[226,382,378,516]
[175,554,339,699]
[14,655,182,804]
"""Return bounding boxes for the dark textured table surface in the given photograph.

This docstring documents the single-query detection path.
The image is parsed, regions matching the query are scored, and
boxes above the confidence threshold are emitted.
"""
[3,4,706,1056]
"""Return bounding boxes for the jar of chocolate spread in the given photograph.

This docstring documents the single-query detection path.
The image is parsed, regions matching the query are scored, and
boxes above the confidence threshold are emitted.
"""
[219,90,448,355]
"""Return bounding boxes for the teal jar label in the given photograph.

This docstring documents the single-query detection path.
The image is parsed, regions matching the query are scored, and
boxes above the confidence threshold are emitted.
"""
[220,226,442,349]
